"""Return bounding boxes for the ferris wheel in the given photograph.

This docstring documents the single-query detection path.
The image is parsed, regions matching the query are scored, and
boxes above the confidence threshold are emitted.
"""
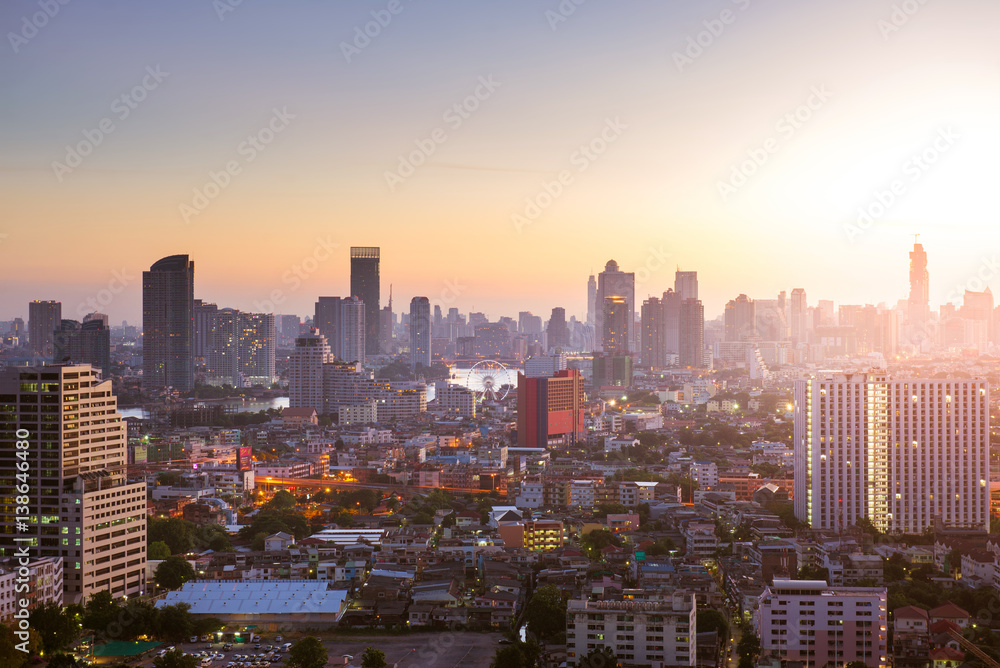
[466,360,512,402]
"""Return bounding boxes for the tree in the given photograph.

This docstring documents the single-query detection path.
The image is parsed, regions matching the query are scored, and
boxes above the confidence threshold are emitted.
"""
[148,517,195,555]
[149,541,172,560]
[797,564,830,582]
[45,654,87,668]
[156,603,195,641]
[578,646,618,667]
[153,649,198,668]
[696,609,729,639]
[155,556,196,590]
[265,490,297,511]
[524,585,567,640]
[737,631,761,665]
[286,637,328,668]
[0,624,32,668]
[29,601,78,654]
[489,641,540,668]
[82,590,122,633]
[361,646,387,668]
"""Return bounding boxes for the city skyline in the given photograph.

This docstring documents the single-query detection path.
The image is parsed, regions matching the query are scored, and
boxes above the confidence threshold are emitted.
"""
[4,1,1000,321]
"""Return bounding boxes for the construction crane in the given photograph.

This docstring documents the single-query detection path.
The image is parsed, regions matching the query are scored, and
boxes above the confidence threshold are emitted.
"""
[947,628,1000,668]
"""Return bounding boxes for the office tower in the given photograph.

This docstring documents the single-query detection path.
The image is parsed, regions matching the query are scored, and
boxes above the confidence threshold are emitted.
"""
[350,247,380,355]
[674,269,698,301]
[53,319,111,374]
[592,354,633,388]
[0,364,147,604]
[82,312,109,328]
[28,300,61,358]
[288,329,332,411]
[237,312,275,385]
[566,597,696,668]
[469,312,488,327]
[474,322,512,358]
[662,289,681,355]
[876,309,898,358]
[602,296,629,355]
[755,298,787,341]
[433,305,442,326]
[641,297,665,368]
[409,297,431,369]
[756,581,887,668]
[380,299,394,355]
[142,254,195,392]
[794,372,989,534]
[678,299,705,368]
[790,288,807,344]
[908,240,929,330]
[192,300,218,361]
[962,288,993,349]
[724,294,756,342]
[524,352,568,379]
[278,314,301,347]
[595,260,634,352]
[339,297,366,365]
[314,296,342,359]
[586,275,597,326]
[547,307,569,349]
[517,370,585,447]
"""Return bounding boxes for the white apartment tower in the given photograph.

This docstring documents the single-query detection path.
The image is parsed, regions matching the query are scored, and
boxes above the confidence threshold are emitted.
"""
[288,329,332,413]
[794,372,989,534]
[0,365,147,604]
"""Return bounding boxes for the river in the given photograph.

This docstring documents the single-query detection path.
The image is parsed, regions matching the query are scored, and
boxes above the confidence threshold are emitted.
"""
[119,396,290,420]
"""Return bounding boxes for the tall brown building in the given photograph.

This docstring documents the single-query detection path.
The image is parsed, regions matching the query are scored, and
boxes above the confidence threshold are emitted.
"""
[0,365,147,604]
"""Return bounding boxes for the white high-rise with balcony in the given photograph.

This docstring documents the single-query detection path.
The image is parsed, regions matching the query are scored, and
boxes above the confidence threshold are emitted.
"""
[794,372,989,534]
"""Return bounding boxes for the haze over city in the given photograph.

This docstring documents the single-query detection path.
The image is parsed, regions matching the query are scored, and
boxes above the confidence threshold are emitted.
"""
[4,0,1000,322]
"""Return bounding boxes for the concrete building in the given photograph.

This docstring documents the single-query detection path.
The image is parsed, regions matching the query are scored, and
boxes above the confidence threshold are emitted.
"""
[288,329,331,412]
[143,254,195,392]
[350,246,380,356]
[409,297,431,369]
[432,383,476,418]
[594,260,635,353]
[690,461,718,489]
[0,557,64,616]
[339,296,366,365]
[0,365,147,604]
[517,370,585,447]
[794,372,990,533]
[53,319,111,375]
[566,595,697,667]
[755,580,887,668]
[28,300,61,359]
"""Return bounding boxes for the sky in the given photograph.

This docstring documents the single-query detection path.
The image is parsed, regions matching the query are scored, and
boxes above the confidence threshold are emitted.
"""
[3,0,1000,324]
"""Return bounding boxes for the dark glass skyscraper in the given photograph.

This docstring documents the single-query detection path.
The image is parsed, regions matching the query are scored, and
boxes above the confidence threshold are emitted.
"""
[409,296,431,369]
[143,254,195,391]
[350,247,380,355]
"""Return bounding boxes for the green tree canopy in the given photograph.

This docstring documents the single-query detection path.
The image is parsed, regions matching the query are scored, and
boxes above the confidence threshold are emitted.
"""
[361,647,387,668]
[578,646,618,668]
[524,585,567,640]
[696,609,729,639]
[287,637,328,668]
[155,557,196,590]
[153,649,198,668]
[149,541,172,560]
[29,601,79,654]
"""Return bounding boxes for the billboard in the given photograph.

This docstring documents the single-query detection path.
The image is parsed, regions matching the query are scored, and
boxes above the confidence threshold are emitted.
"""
[237,446,252,471]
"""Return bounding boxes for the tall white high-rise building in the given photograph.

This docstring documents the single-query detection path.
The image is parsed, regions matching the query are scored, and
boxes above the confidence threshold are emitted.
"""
[288,329,332,412]
[339,297,366,365]
[794,372,989,534]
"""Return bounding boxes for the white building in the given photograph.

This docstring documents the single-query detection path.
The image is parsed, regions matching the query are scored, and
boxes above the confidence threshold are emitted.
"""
[755,580,887,668]
[339,297,366,365]
[0,557,64,616]
[689,460,718,489]
[568,480,597,508]
[618,481,658,508]
[566,595,697,667]
[680,520,718,557]
[604,435,639,452]
[338,400,377,425]
[524,353,567,378]
[751,441,794,468]
[432,383,477,418]
[514,478,544,510]
[288,329,331,412]
[794,372,990,534]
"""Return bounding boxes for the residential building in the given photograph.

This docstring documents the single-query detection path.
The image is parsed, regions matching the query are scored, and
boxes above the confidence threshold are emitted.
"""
[28,300,61,359]
[288,329,331,412]
[409,297,431,369]
[517,370,585,447]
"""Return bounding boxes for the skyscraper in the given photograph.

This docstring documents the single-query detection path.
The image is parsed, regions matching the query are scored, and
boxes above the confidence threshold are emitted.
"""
[288,329,332,412]
[674,270,698,301]
[586,274,597,326]
[789,288,807,344]
[28,300,61,358]
[662,289,681,356]
[350,247,380,355]
[724,294,756,342]
[206,310,275,387]
[0,364,147,604]
[409,296,431,369]
[193,299,218,361]
[53,319,111,374]
[142,255,195,392]
[339,296,366,365]
[641,296,665,367]
[794,372,989,534]
[679,299,705,368]
[314,296,342,358]
[517,369,585,447]
[602,296,629,355]
[380,291,394,355]
[908,240,929,330]
[547,307,569,349]
[595,260,634,353]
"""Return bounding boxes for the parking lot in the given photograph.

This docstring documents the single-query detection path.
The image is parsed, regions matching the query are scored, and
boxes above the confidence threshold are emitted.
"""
[120,632,502,668]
